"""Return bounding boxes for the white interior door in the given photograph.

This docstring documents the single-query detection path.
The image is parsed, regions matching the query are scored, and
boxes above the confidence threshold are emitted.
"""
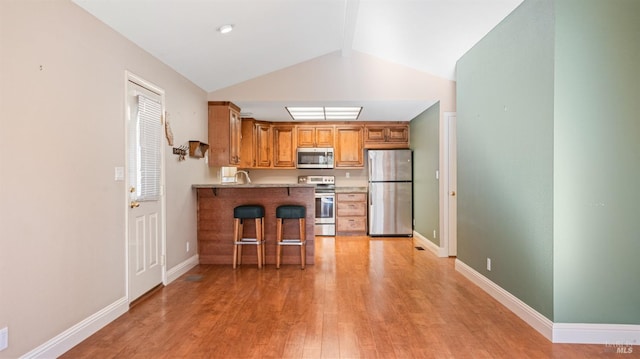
[126,75,165,302]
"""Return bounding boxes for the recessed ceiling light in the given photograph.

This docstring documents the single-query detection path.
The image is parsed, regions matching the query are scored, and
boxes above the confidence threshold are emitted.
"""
[217,24,234,34]
[286,106,362,121]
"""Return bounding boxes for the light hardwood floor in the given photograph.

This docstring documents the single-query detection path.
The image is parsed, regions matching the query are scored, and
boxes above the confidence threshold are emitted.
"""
[62,236,612,358]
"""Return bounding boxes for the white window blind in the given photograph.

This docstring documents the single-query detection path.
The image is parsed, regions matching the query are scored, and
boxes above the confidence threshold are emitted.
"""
[130,94,162,201]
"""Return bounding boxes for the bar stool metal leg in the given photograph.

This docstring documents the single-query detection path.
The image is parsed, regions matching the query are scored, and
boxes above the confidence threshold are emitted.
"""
[300,218,306,269]
[276,218,283,269]
[256,217,262,269]
[233,218,239,269]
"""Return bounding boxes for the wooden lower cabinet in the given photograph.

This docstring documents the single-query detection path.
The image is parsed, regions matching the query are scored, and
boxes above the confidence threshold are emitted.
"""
[336,192,367,235]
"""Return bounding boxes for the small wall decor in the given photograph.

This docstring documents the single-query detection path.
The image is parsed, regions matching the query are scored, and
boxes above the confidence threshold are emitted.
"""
[189,141,209,158]
[164,111,174,146]
[172,145,187,161]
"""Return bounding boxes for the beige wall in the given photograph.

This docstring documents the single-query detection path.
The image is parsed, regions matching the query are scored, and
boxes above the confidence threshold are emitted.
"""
[0,1,207,357]
[210,50,456,113]
[0,1,455,356]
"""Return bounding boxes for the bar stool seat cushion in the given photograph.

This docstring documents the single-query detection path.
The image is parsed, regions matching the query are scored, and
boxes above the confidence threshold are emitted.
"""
[276,205,305,219]
[234,205,264,219]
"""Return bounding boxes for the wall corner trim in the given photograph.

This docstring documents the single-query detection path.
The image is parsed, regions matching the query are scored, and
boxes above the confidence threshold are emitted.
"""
[165,254,200,285]
[413,231,448,257]
[21,297,128,359]
[455,259,554,341]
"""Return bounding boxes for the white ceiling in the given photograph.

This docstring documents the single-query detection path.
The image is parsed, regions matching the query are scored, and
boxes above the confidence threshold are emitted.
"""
[73,0,523,121]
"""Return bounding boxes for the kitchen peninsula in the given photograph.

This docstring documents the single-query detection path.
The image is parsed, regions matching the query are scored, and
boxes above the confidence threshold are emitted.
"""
[193,183,315,266]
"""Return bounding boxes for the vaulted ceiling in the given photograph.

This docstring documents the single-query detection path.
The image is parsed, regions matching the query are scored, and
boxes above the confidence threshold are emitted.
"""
[73,0,523,121]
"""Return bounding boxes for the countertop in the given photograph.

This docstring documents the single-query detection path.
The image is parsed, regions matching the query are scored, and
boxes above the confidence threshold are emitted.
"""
[192,184,368,193]
[192,183,315,189]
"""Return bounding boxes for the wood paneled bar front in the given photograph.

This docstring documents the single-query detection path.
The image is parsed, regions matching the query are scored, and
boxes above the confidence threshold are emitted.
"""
[193,184,315,266]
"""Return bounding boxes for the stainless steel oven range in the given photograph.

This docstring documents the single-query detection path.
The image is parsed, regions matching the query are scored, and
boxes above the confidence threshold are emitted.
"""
[298,175,335,236]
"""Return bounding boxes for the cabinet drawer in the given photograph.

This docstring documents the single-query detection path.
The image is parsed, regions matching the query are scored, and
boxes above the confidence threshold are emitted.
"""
[337,202,366,216]
[337,217,367,232]
[337,193,366,202]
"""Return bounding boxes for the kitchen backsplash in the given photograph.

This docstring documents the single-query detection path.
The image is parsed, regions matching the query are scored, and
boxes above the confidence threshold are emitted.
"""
[208,167,368,186]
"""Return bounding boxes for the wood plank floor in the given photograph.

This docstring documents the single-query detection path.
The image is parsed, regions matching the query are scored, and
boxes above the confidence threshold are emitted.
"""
[62,236,614,358]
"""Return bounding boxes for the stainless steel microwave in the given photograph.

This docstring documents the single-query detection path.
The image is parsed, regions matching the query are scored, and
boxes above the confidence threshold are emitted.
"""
[296,147,334,169]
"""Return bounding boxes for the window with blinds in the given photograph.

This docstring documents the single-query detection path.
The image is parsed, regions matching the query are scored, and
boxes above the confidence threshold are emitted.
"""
[129,94,162,201]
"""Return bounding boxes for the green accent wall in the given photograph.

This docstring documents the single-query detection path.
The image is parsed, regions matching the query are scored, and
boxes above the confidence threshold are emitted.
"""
[456,0,555,319]
[457,0,640,324]
[410,103,440,245]
[553,0,640,324]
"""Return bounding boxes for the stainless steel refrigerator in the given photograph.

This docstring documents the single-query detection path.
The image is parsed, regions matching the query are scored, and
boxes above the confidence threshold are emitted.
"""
[368,149,413,236]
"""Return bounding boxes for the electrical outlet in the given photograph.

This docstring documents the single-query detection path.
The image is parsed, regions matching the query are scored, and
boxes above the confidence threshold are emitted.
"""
[345,172,350,178]
[186,242,190,252]
[487,258,492,271]
[433,229,437,239]
[0,327,8,351]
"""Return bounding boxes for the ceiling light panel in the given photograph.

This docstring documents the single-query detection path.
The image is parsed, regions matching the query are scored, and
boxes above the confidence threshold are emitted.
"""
[325,107,362,120]
[286,106,362,121]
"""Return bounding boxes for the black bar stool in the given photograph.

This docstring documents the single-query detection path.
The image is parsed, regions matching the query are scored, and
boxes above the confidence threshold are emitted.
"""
[275,205,306,269]
[233,205,265,269]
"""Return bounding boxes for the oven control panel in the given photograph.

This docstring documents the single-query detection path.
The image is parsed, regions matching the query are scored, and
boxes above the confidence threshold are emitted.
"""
[298,175,334,185]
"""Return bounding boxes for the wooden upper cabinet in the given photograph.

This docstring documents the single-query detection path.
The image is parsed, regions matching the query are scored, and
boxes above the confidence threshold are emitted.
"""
[296,126,315,147]
[335,125,364,168]
[239,119,271,168]
[239,119,256,168]
[296,125,334,148]
[364,123,410,149]
[272,125,296,168]
[255,122,272,167]
[212,106,406,169]
[208,101,242,166]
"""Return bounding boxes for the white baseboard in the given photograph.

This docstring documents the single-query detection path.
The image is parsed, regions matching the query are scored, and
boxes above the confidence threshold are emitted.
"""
[20,255,199,358]
[165,254,199,284]
[455,259,640,345]
[455,259,554,341]
[21,297,128,359]
[553,323,640,345]
[413,231,448,257]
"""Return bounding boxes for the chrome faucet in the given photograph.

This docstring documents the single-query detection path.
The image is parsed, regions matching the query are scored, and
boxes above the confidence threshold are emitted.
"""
[235,170,251,184]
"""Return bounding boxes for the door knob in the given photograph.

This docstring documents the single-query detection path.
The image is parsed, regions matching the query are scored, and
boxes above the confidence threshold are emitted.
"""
[450,191,456,196]
[129,187,136,193]
[130,201,140,208]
